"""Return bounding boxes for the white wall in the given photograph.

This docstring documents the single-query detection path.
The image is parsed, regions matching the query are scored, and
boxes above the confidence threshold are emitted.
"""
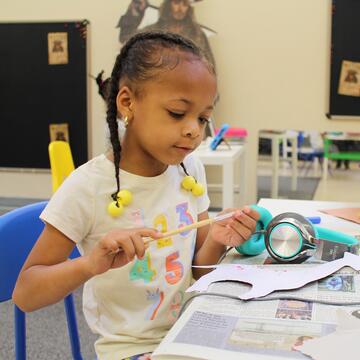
[1,0,358,202]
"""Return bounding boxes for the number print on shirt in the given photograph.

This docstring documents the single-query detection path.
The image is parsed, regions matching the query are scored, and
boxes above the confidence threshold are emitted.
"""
[129,253,157,283]
[168,290,184,323]
[146,288,164,320]
[176,202,194,236]
[153,214,173,249]
[165,251,184,285]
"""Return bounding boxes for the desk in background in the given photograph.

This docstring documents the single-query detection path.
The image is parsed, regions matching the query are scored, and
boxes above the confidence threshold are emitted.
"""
[193,143,246,209]
[153,199,360,360]
[322,131,360,180]
[259,130,298,198]
[258,198,360,233]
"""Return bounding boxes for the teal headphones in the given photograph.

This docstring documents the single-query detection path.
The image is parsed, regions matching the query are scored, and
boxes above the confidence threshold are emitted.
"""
[236,205,359,263]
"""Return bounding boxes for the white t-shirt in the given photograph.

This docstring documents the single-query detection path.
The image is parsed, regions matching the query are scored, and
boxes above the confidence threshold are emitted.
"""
[40,153,209,360]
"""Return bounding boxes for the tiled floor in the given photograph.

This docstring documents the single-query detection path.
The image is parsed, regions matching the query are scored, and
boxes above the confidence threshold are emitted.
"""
[313,164,360,202]
[257,157,360,203]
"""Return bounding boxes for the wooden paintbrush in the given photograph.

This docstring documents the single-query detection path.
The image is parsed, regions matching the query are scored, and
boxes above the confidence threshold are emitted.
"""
[108,211,235,255]
[143,211,235,244]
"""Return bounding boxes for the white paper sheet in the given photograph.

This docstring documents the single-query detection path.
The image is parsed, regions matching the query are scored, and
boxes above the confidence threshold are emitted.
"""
[188,253,360,299]
[295,309,360,360]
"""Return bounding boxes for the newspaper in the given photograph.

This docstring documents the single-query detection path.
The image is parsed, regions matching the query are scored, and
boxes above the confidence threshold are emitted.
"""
[153,252,360,359]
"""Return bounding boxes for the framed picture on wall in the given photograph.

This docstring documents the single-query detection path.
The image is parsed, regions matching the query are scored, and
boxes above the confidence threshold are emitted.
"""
[338,60,360,97]
[49,123,69,142]
[48,32,69,65]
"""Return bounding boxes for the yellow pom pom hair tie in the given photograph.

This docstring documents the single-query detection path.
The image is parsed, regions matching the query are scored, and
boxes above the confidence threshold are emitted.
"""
[180,163,205,197]
[107,164,203,218]
[107,189,133,217]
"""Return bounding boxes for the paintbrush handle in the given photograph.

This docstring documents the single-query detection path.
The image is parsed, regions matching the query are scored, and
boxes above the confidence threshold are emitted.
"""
[108,218,214,254]
[143,211,235,244]
[143,217,216,244]
[109,212,235,254]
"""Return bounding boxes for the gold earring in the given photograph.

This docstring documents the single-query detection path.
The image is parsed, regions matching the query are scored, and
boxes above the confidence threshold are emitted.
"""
[123,116,129,128]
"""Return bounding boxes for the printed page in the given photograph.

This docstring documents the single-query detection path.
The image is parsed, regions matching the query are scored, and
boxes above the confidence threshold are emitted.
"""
[153,269,360,360]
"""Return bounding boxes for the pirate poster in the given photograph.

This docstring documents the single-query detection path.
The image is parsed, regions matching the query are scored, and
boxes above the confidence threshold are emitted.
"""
[49,123,69,142]
[116,0,216,67]
[48,32,68,65]
[338,60,360,97]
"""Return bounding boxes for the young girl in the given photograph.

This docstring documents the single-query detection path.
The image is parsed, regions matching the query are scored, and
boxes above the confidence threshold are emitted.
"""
[13,31,259,360]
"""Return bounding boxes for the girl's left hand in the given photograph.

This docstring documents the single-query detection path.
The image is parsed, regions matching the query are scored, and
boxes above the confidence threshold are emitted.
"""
[209,206,260,247]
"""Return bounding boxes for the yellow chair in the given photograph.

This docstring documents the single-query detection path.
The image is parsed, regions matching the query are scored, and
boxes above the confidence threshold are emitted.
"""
[48,141,75,192]
[47,141,83,358]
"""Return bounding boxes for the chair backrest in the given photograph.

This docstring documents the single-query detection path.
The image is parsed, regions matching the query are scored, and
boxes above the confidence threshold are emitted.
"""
[48,141,82,359]
[48,141,75,193]
[48,140,81,261]
[0,201,47,302]
[297,131,324,159]
[0,201,83,359]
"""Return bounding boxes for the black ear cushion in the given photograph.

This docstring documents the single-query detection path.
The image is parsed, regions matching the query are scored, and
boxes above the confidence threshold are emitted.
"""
[264,212,315,264]
[266,254,310,264]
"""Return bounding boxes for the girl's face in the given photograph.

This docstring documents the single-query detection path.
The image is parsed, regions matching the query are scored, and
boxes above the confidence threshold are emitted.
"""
[120,56,217,175]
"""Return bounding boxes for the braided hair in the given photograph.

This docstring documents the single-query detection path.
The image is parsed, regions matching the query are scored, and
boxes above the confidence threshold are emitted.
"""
[106,30,215,204]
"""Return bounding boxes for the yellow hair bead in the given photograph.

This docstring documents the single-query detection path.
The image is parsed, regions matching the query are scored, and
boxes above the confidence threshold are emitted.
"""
[181,175,204,197]
[107,189,133,217]
[107,201,124,217]
[191,182,205,197]
[108,172,203,218]
[181,176,196,190]
[117,189,132,206]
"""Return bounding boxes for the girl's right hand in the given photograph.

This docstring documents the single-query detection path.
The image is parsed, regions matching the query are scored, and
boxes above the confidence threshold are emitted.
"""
[84,228,163,276]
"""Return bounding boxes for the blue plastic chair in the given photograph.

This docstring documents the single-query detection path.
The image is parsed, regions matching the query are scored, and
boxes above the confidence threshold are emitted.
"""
[297,131,324,175]
[0,201,83,360]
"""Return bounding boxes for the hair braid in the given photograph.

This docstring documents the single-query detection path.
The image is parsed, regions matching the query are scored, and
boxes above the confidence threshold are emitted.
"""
[180,162,190,176]
[106,57,122,202]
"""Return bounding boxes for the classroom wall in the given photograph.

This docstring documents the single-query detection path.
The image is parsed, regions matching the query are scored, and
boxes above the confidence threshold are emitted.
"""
[1,0,358,203]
